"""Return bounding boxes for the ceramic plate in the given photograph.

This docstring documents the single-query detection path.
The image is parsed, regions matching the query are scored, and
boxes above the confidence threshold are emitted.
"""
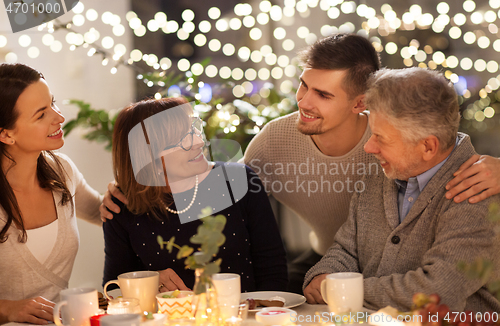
[241,291,306,312]
[105,288,123,299]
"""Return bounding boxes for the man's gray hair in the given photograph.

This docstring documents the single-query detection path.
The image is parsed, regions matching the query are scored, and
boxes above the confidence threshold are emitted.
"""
[365,67,460,152]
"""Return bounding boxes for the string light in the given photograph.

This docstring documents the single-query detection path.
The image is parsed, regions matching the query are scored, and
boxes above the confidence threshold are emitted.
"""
[2,1,499,129]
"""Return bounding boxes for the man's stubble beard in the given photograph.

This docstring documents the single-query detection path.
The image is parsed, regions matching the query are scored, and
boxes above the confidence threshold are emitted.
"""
[382,151,422,181]
[296,116,323,136]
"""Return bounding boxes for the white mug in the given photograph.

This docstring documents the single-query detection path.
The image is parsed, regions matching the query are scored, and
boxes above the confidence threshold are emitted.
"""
[100,314,141,326]
[212,273,241,321]
[53,288,99,326]
[320,272,363,314]
[104,271,159,313]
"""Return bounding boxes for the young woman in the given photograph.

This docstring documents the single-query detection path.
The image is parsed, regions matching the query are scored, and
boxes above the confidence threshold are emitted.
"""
[0,63,102,324]
[103,97,288,292]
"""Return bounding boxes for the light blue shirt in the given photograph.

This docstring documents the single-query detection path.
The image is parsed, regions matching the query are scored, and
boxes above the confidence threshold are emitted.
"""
[395,138,458,223]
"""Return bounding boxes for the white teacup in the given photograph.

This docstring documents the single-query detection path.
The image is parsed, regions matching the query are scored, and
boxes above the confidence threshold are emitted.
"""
[100,314,141,326]
[212,273,241,321]
[104,271,159,313]
[320,272,363,314]
[53,287,99,326]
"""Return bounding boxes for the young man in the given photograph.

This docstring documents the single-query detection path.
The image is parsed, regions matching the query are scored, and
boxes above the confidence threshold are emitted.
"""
[101,34,500,293]
[241,34,380,293]
[303,67,500,312]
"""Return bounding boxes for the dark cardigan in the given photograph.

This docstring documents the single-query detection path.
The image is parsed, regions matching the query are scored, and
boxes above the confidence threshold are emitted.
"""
[103,162,288,292]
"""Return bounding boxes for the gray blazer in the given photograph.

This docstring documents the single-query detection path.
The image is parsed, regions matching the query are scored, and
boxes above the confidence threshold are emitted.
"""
[304,133,500,312]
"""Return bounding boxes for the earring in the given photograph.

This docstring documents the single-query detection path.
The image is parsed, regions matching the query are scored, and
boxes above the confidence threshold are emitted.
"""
[11,140,14,144]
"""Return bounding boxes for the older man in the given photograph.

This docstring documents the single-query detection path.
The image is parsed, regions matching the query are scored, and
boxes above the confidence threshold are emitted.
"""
[303,68,500,312]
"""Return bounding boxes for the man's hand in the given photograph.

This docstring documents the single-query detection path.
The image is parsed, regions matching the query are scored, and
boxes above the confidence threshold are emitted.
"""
[0,297,55,325]
[158,268,191,292]
[99,181,128,222]
[303,274,327,304]
[446,155,500,203]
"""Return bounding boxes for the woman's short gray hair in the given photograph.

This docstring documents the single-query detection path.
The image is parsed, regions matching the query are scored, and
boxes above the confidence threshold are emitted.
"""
[365,67,460,152]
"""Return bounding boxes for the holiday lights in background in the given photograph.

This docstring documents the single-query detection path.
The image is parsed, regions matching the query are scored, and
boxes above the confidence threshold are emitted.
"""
[1,0,500,132]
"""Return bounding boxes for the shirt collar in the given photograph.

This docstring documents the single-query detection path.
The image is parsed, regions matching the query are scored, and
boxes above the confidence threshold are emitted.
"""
[414,157,448,192]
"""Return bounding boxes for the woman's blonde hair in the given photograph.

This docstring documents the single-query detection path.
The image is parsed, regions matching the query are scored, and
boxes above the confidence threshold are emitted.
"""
[112,97,193,217]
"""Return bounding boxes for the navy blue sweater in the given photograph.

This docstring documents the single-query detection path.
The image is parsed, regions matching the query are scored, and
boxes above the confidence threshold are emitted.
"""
[103,162,288,292]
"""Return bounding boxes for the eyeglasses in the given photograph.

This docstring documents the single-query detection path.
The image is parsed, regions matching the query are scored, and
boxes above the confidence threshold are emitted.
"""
[163,117,204,152]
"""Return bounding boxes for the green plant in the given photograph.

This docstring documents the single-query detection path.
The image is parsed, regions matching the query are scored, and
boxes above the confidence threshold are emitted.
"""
[157,206,227,288]
[62,99,116,151]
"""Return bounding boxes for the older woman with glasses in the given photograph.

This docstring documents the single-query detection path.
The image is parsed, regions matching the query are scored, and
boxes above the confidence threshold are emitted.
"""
[102,97,288,292]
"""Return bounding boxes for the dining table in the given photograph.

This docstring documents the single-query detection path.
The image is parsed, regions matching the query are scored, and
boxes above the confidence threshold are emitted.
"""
[4,303,371,326]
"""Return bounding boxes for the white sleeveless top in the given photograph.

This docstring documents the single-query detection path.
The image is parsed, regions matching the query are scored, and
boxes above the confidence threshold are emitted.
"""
[26,219,58,264]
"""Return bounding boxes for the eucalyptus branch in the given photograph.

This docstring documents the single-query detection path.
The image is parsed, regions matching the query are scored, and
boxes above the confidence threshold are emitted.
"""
[157,206,226,279]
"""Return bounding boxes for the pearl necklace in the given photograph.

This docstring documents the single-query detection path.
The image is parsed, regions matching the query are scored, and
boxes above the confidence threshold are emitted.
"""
[165,175,198,215]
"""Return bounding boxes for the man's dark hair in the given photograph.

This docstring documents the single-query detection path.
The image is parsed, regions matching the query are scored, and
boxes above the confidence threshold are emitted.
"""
[297,33,381,98]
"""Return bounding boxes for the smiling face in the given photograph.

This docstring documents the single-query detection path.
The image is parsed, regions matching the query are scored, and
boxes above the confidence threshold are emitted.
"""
[295,68,362,136]
[4,79,65,153]
[364,112,424,181]
[158,116,208,183]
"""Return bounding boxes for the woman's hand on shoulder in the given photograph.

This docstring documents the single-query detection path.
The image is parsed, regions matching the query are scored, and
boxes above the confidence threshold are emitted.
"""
[100,181,129,222]
[0,296,55,324]
[158,268,191,292]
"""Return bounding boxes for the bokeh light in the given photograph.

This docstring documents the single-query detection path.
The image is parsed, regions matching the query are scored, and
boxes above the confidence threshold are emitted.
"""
[282,39,295,51]
[5,52,17,63]
[257,13,269,25]
[245,68,257,81]
[222,43,235,56]
[199,20,211,33]
[232,68,244,80]
[208,39,221,52]
[454,13,467,25]
[73,14,85,26]
[208,7,221,20]
[463,31,476,44]
[250,27,263,40]
[243,16,256,28]
[385,42,398,54]
[258,68,270,80]
[178,58,190,71]
[19,35,31,47]
[219,66,231,79]
[27,46,40,58]
[229,18,242,30]
[463,0,476,12]
[191,34,205,47]
[86,9,98,21]
[216,19,229,32]
[461,57,473,70]
[182,9,195,22]
[191,63,204,76]
[101,36,114,49]
[0,35,7,48]
[205,65,218,78]
[436,2,449,14]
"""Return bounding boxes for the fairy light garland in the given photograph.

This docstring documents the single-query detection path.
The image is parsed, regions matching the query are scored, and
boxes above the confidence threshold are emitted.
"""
[1,0,499,129]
